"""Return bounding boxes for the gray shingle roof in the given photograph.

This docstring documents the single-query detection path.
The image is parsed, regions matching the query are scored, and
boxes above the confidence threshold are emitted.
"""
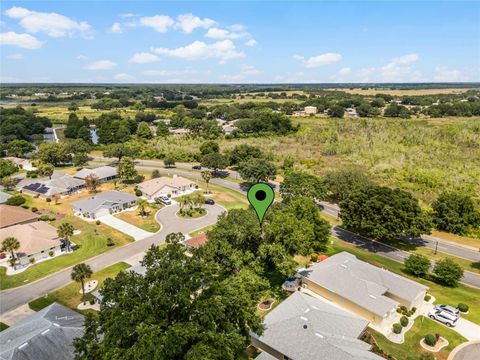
[74,166,117,180]
[300,252,427,317]
[0,191,12,204]
[71,190,137,213]
[0,303,84,360]
[251,292,382,360]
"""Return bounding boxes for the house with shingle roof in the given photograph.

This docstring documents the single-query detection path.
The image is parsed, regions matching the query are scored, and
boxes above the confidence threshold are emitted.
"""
[251,291,383,360]
[0,303,84,360]
[0,191,13,204]
[299,252,428,326]
[72,190,137,220]
[74,165,117,183]
[21,174,84,198]
[0,205,39,229]
[138,175,196,200]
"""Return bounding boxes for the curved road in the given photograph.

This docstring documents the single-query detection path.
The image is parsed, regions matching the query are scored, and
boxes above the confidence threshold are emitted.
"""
[0,203,225,315]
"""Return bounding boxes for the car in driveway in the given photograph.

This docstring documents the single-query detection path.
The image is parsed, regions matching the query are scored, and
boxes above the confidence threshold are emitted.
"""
[192,165,202,170]
[429,309,458,327]
[434,304,460,316]
[205,198,215,205]
[156,196,172,205]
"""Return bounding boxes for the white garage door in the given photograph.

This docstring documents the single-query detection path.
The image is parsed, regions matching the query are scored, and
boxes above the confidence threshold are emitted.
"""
[95,207,110,218]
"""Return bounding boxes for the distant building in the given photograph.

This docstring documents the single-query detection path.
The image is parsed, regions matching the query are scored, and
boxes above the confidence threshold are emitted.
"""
[182,233,208,249]
[138,176,196,200]
[72,190,137,219]
[222,124,238,134]
[251,291,383,360]
[4,157,36,171]
[22,174,84,198]
[74,165,117,183]
[345,107,358,117]
[0,303,84,360]
[169,128,190,135]
[300,252,428,326]
[304,106,318,114]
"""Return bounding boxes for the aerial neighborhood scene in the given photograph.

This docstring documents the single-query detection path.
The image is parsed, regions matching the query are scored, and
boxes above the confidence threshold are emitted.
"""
[0,1,480,359]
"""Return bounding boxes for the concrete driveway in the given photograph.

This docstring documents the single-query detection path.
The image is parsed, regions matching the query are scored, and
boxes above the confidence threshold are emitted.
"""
[99,215,152,240]
[455,318,480,341]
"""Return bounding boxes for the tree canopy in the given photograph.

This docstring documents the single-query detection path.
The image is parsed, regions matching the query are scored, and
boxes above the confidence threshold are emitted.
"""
[280,171,326,203]
[432,192,480,235]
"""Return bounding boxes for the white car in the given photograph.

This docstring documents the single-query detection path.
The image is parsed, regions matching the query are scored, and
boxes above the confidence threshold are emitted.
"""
[156,196,171,205]
[429,309,458,327]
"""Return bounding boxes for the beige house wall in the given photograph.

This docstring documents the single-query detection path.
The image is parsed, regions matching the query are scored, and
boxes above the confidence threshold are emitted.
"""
[387,289,426,310]
[18,244,62,266]
[302,278,393,326]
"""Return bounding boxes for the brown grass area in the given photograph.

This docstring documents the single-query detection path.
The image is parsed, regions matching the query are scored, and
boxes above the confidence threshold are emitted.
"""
[115,206,161,232]
[332,88,477,96]
[431,230,480,249]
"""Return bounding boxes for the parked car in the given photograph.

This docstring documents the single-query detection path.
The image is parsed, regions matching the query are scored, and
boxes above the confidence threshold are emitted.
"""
[205,198,215,205]
[434,304,460,316]
[192,165,202,170]
[156,196,171,205]
[429,309,458,327]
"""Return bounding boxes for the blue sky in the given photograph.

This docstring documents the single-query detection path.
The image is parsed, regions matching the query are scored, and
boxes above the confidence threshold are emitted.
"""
[1,1,479,83]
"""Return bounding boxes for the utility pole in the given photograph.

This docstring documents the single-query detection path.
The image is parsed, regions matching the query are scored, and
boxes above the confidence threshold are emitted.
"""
[434,241,438,255]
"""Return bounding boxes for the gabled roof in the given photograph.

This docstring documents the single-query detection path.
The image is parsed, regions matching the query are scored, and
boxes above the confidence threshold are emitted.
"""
[0,221,60,255]
[300,252,428,317]
[138,176,195,197]
[0,191,13,204]
[0,303,84,360]
[0,205,39,229]
[182,233,208,249]
[252,292,382,360]
[72,190,137,213]
[22,174,84,196]
[74,166,117,180]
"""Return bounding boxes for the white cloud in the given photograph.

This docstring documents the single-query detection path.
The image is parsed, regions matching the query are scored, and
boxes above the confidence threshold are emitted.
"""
[338,67,352,76]
[140,15,174,32]
[245,39,257,46]
[205,26,248,40]
[274,71,305,83]
[5,6,91,38]
[119,13,137,19]
[220,65,263,82]
[330,67,352,83]
[151,40,244,63]
[0,31,43,49]
[175,13,216,33]
[76,54,88,60]
[130,52,159,63]
[85,60,117,70]
[110,22,122,34]
[142,68,197,77]
[294,53,342,68]
[356,54,422,82]
[433,66,461,82]
[393,53,419,64]
[114,73,135,81]
[7,53,24,59]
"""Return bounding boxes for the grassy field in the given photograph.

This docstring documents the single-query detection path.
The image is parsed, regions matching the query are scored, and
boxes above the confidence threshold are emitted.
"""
[336,88,476,96]
[432,231,480,249]
[28,262,130,313]
[0,322,9,332]
[115,204,161,232]
[327,238,480,325]
[369,316,467,360]
[0,188,134,290]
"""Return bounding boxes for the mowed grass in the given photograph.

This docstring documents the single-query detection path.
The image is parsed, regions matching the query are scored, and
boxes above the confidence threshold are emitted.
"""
[197,179,249,210]
[369,316,467,360]
[0,322,9,332]
[115,205,161,233]
[0,189,134,290]
[327,237,480,325]
[28,262,130,314]
[431,230,480,249]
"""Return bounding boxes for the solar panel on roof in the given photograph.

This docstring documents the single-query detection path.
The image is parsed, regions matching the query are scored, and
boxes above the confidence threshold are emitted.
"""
[24,183,42,191]
[36,185,50,194]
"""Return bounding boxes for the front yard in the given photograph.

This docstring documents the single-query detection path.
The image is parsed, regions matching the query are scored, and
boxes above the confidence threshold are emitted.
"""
[369,316,467,360]
[115,204,162,233]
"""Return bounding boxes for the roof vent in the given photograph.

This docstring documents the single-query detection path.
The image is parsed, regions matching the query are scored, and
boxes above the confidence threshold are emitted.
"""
[304,308,311,313]
[18,343,29,350]
[41,329,50,335]
[315,333,324,338]
[303,324,308,329]
[300,316,308,321]
[341,264,348,269]
[369,294,377,299]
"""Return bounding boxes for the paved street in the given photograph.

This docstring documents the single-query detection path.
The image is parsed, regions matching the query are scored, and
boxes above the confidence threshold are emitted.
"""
[0,203,225,315]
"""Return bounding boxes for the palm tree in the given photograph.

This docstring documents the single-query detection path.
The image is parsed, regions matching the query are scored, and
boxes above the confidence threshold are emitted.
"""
[71,263,93,305]
[1,237,20,270]
[137,199,148,217]
[57,222,75,252]
[201,170,212,194]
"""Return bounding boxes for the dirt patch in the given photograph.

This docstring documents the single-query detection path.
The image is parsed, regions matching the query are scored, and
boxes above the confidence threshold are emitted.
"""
[258,299,275,311]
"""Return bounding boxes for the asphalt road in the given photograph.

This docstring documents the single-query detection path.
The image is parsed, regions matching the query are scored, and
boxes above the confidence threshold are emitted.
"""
[0,203,225,315]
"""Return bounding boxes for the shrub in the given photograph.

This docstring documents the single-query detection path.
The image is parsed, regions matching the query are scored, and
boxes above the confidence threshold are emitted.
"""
[96,220,101,225]
[404,254,431,277]
[106,238,115,247]
[31,207,38,212]
[21,204,29,209]
[89,298,95,305]
[392,323,402,334]
[411,307,417,313]
[424,334,437,346]
[396,308,402,313]
[46,197,51,203]
[135,189,142,197]
[310,254,318,263]
[6,195,26,206]
[29,257,35,264]
[400,316,409,327]
[458,303,469,312]
[400,305,407,312]
[48,251,54,257]
[424,294,431,302]
[433,258,464,287]
[39,214,55,221]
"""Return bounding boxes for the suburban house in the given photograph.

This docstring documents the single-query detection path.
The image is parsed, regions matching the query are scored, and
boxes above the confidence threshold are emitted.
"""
[138,176,197,200]
[0,221,64,266]
[0,205,39,229]
[4,157,36,171]
[182,233,208,249]
[0,303,84,360]
[251,291,383,360]
[300,252,428,326]
[74,165,117,183]
[72,190,138,219]
[0,191,13,204]
[21,174,84,198]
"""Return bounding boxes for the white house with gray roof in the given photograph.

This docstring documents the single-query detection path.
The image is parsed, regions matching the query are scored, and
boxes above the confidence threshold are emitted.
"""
[72,190,137,219]
[251,291,383,360]
[0,302,84,360]
[299,252,428,326]
[74,165,117,183]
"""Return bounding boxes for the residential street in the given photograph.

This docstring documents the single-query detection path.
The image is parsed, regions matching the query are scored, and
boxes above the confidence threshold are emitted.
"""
[0,203,225,315]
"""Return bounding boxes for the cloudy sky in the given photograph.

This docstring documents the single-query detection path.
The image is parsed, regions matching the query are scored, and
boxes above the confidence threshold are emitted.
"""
[1,1,479,83]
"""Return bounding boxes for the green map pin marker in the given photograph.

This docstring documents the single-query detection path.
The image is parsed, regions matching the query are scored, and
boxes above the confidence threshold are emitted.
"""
[248,183,275,225]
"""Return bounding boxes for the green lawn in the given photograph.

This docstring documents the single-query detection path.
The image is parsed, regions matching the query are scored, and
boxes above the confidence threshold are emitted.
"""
[196,180,249,210]
[29,262,130,314]
[115,204,162,233]
[328,237,480,325]
[0,215,133,290]
[177,208,207,219]
[369,316,467,360]
[0,322,9,332]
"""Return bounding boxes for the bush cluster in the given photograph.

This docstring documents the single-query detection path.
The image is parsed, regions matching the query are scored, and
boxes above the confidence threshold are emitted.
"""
[400,316,409,327]
[458,303,469,313]
[392,323,402,334]
[424,334,437,346]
